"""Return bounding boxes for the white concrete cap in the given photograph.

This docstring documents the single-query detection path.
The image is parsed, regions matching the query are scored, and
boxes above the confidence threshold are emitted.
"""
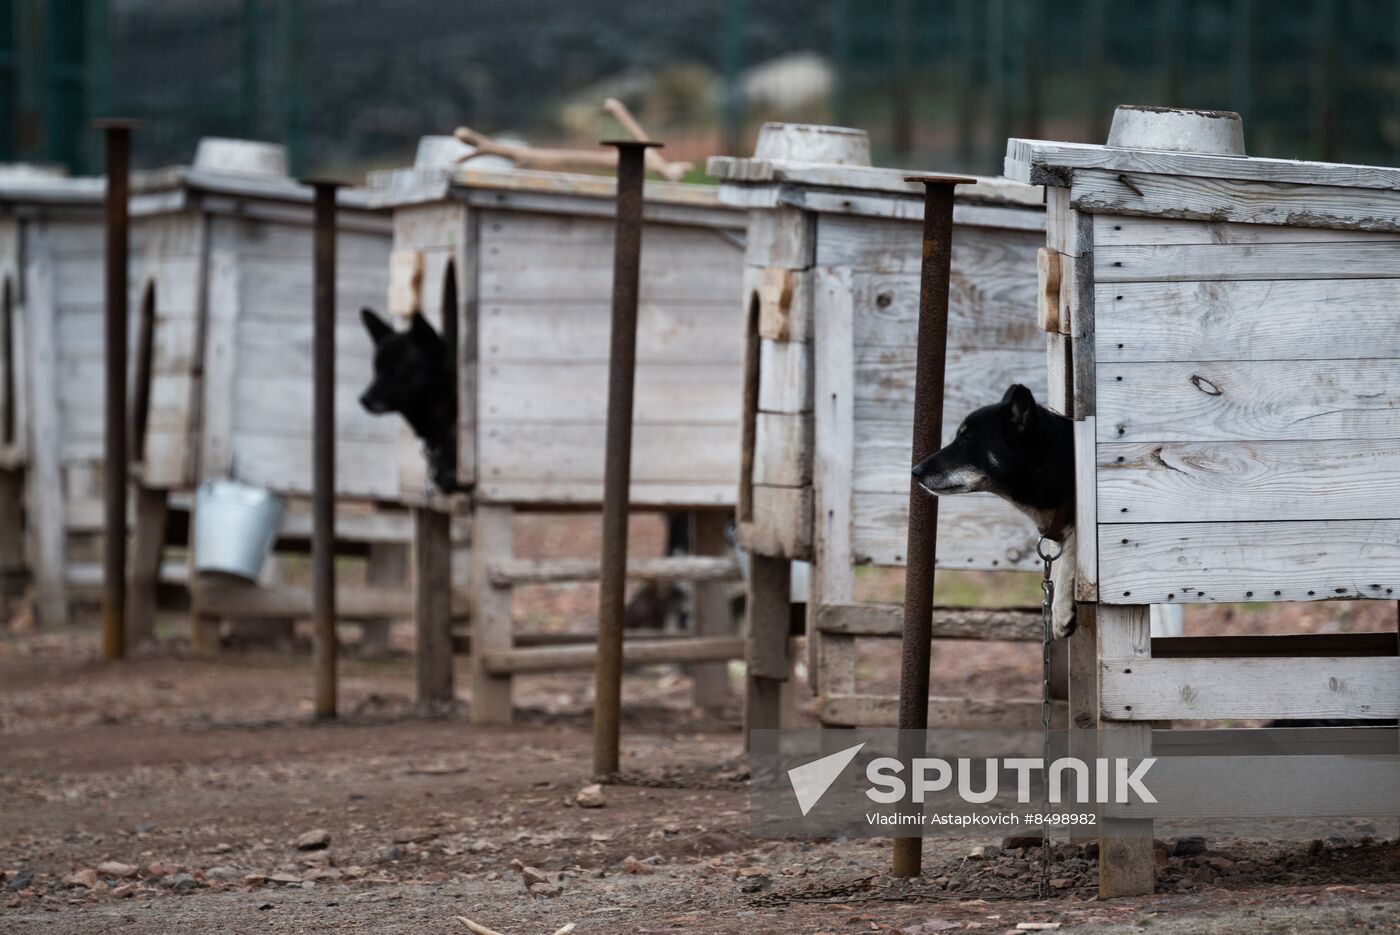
[193,138,289,177]
[753,122,871,166]
[1106,105,1245,156]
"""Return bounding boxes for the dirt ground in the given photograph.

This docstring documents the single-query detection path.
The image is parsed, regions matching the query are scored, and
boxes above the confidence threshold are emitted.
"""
[3,617,1398,934]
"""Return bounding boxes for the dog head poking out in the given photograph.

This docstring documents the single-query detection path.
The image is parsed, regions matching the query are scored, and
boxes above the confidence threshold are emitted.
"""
[911,384,1074,538]
[359,308,460,493]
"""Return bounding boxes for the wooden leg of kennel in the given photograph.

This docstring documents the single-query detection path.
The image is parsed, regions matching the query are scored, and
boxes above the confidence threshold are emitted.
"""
[1096,603,1155,898]
[469,503,514,725]
[0,468,24,600]
[125,485,169,649]
[413,506,455,707]
[690,510,733,710]
[745,553,792,738]
[363,541,408,653]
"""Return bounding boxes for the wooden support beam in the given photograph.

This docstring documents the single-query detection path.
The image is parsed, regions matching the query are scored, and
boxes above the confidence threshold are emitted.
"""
[193,575,461,620]
[487,554,740,587]
[816,602,1041,641]
[745,553,792,739]
[125,486,169,650]
[1097,604,1155,899]
[1101,656,1400,722]
[413,507,455,707]
[690,511,734,710]
[818,693,1063,731]
[470,504,514,725]
[481,635,745,675]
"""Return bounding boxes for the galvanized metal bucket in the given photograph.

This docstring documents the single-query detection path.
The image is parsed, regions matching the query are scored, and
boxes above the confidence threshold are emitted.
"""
[193,480,285,581]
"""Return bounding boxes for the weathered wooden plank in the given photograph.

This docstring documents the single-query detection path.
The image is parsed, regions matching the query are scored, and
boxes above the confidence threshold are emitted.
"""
[744,265,814,343]
[850,492,1041,570]
[413,507,455,706]
[816,602,1041,640]
[1098,439,1400,523]
[482,480,734,508]
[1103,754,1400,820]
[198,245,240,478]
[849,267,1040,351]
[478,301,742,363]
[811,266,856,688]
[1069,169,1400,234]
[225,436,402,500]
[1097,240,1400,283]
[1074,419,1098,601]
[232,375,402,443]
[753,412,813,487]
[816,216,1041,278]
[488,554,741,585]
[738,484,811,559]
[236,255,389,319]
[1007,136,1400,193]
[1097,360,1400,443]
[1099,520,1400,604]
[819,694,1061,730]
[745,206,815,269]
[470,504,514,724]
[786,190,1045,231]
[482,635,746,675]
[756,338,812,413]
[1100,657,1400,721]
[477,422,738,489]
[1045,332,1070,415]
[235,319,404,385]
[22,255,66,625]
[1095,603,1155,899]
[479,230,741,303]
[394,202,466,250]
[852,347,1045,429]
[1094,213,1400,247]
[479,361,740,424]
[1046,186,1092,256]
[1097,279,1400,363]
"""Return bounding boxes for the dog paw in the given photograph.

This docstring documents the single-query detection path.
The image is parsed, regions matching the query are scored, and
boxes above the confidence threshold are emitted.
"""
[1052,603,1077,640]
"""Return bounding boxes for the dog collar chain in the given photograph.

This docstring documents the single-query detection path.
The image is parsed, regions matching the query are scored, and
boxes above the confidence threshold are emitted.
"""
[1036,534,1065,900]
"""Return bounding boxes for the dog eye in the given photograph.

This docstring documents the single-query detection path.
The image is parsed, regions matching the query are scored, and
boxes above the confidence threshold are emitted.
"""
[956,424,966,436]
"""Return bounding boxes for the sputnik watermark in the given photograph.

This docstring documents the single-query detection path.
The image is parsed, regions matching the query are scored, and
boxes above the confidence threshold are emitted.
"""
[750,728,1400,840]
[786,745,1155,816]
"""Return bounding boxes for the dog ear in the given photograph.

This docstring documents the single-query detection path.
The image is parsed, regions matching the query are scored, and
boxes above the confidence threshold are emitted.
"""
[361,307,394,346]
[408,311,442,349]
[1002,383,1035,432]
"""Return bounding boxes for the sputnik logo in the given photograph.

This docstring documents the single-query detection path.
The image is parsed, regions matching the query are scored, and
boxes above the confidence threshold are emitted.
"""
[787,743,865,816]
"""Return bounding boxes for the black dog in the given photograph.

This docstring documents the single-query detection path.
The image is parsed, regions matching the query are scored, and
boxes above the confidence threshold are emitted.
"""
[359,308,460,494]
[911,384,1077,637]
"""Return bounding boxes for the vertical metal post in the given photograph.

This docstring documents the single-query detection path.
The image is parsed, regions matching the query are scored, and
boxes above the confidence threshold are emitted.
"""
[891,174,973,879]
[308,179,340,720]
[97,118,135,660]
[593,139,660,780]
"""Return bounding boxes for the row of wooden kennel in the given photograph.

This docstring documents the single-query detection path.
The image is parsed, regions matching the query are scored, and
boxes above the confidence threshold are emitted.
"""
[0,140,421,647]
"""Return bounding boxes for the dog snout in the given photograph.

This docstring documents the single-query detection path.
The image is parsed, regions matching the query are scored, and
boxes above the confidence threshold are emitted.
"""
[359,390,390,414]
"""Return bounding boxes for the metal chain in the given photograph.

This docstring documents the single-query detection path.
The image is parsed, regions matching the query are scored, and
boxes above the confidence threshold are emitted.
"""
[1036,535,1064,900]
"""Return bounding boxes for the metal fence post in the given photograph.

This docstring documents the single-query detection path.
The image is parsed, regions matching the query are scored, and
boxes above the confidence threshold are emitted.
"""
[308,178,340,719]
[892,173,974,878]
[97,118,136,660]
[593,139,661,780]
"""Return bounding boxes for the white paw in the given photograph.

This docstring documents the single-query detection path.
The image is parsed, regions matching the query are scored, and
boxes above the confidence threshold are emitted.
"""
[1052,599,1077,640]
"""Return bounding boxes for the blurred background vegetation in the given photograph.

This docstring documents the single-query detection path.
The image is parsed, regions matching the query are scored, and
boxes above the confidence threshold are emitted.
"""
[3,0,1397,178]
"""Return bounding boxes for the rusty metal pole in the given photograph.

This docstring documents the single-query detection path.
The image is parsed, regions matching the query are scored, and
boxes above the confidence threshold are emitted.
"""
[593,139,661,780]
[97,119,138,661]
[308,180,341,720]
[892,174,974,878]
